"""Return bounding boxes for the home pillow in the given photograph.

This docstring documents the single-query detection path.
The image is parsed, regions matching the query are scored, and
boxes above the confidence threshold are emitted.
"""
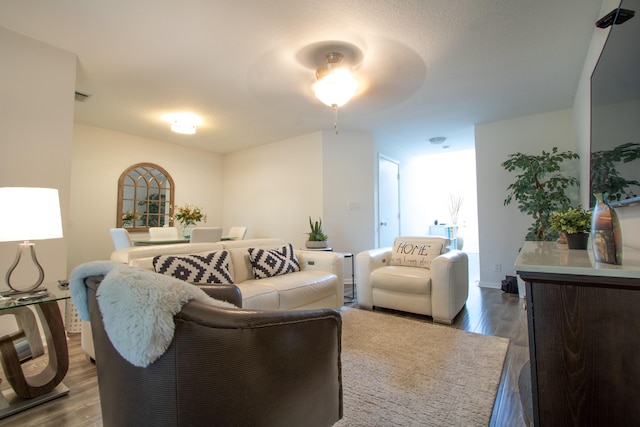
[153,250,234,284]
[248,243,300,279]
[390,240,443,269]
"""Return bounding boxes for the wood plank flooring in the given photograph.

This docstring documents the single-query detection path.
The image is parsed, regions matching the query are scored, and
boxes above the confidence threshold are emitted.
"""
[0,284,530,426]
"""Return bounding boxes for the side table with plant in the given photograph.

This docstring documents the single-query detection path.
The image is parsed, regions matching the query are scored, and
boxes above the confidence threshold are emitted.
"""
[549,207,592,250]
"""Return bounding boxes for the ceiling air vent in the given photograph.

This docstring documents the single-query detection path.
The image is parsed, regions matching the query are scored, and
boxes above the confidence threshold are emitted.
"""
[74,91,91,102]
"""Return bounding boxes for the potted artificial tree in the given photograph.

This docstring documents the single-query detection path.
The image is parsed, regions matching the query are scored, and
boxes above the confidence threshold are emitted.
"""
[502,147,579,241]
[306,217,329,249]
[549,207,592,249]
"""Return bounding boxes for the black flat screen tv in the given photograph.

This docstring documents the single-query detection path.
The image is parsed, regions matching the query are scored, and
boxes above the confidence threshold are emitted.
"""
[591,0,640,206]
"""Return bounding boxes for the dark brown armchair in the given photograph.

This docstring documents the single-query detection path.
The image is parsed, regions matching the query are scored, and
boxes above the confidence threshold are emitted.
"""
[85,275,343,427]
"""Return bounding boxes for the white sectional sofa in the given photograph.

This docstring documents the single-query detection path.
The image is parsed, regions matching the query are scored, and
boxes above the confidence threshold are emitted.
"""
[81,238,344,358]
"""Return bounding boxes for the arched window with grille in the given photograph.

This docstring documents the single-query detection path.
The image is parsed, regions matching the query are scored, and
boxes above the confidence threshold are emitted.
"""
[117,163,175,231]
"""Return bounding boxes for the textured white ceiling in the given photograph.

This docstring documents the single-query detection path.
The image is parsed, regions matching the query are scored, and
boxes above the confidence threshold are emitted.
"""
[0,0,604,155]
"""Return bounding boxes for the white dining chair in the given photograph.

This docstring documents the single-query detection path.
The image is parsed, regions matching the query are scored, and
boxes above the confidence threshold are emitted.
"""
[227,226,247,240]
[110,228,133,250]
[149,226,182,241]
[189,227,223,243]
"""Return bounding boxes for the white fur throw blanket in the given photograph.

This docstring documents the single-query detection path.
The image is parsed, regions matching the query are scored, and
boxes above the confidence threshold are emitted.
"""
[69,261,235,367]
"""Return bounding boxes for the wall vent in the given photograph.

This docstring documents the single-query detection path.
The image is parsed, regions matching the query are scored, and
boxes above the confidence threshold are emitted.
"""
[74,91,91,102]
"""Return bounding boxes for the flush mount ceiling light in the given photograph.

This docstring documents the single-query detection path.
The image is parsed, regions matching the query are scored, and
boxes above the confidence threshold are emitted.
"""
[164,113,202,135]
[312,52,359,134]
[171,121,197,135]
[429,136,447,145]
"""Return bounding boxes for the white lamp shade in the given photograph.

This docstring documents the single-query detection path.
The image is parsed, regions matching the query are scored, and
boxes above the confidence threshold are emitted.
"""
[0,187,63,242]
[313,69,358,107]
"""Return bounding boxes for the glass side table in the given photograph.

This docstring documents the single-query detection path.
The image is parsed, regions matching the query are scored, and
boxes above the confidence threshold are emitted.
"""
[0,283,70,419]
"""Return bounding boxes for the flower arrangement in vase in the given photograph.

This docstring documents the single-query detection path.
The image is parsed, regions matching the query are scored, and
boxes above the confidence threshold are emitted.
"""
[549,207,592,249]
[172,203,207,238]
[448,192,463,225]
[121,211,138,227]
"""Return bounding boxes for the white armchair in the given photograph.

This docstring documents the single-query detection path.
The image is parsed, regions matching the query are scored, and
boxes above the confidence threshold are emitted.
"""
[356,236,468,324]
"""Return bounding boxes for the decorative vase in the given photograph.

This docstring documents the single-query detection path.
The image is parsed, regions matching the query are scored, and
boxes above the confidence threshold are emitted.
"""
[181,223,195,239]
[591,193,622,264]
[565,232,589,250]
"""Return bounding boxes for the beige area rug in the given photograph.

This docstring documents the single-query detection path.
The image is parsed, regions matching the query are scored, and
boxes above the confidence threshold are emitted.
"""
[336,308,509,427]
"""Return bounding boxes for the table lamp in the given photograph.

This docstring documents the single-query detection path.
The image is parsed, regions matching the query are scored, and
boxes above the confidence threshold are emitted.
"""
[0,187,63,295]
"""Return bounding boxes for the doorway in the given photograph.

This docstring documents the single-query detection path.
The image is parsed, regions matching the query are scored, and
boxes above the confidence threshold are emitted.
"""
[378,155,400,248]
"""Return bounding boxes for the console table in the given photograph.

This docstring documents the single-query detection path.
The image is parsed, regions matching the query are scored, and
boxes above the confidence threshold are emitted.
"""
[0,284,70,419]
[516,241,640,426]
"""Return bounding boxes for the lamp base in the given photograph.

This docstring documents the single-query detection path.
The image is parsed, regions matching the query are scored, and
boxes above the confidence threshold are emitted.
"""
[4,242,45,294]
[0,288,48,298]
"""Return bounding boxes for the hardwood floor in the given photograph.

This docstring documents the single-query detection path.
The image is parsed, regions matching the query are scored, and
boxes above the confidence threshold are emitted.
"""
[0,284,529,426]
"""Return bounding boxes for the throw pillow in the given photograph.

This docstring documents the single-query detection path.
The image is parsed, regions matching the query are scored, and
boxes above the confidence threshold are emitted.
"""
[390,240,443,269]
[153,251,234,285]
[248,243,300,279]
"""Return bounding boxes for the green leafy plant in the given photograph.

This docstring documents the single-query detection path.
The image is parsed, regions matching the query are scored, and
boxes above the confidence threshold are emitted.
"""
[307,216,328,241]
[502,147,579,241]
[590,142,640,202]
[549,207,592,234]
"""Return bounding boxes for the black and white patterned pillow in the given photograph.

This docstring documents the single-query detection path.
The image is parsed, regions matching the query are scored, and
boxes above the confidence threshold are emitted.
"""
[153,251,234,284]
[248,244,300,279]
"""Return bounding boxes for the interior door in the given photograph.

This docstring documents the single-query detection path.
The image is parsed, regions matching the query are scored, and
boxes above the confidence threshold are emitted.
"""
[378,156,400,248]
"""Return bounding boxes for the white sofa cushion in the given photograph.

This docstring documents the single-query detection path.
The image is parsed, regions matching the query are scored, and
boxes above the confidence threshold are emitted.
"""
[112,242,225,269]
[371,265,432,295]
[240,270,338,310]
[236,282,280,310]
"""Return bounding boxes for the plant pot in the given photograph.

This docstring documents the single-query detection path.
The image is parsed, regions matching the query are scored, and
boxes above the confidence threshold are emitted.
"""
[305,240,328,249]
[565,232,589,250]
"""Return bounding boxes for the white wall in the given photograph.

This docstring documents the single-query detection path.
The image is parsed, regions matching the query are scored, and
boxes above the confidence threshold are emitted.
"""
[222,131,375,254]
[475,109,577,287]
[69,124,224,270]
[0,27,75,292]
[322,131,376,255]
[223,132,324,247]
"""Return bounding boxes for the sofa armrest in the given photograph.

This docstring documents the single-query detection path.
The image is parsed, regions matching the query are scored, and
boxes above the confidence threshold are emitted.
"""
[430,250,469,324]
[296,250,344,307]
[296,250,343,274]
[355,247,392,308]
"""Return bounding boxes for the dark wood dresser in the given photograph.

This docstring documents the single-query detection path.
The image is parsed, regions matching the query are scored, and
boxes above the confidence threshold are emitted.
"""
[516,241,640,426]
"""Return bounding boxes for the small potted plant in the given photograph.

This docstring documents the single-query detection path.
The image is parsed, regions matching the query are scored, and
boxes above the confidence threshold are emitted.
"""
[549,207,592,250]
[306,216,329,249]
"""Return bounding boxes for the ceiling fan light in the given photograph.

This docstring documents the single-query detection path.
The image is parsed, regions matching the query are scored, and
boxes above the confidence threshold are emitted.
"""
[313,69,358,107]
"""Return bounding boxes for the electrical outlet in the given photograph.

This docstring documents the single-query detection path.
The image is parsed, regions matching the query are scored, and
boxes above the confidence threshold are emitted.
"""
[494,263,502,272]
